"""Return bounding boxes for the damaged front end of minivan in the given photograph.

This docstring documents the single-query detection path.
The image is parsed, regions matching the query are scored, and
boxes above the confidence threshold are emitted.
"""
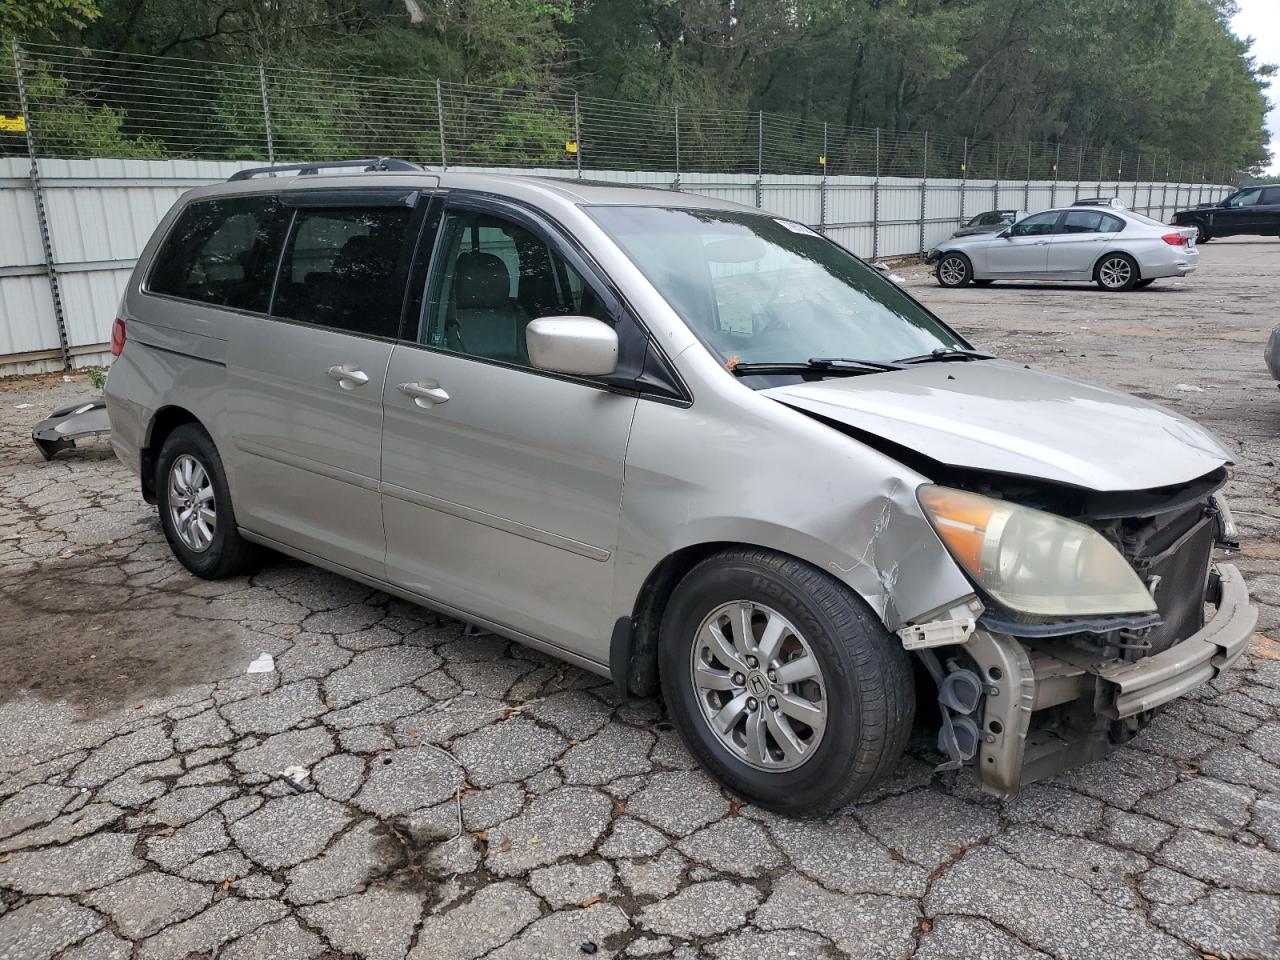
[765,361,1257,797]
[897,472,1254,797]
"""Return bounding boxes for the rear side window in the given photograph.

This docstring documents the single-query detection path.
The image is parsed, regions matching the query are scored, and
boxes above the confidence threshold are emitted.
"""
[147,196,283,312]
[1263,187,1280,205]
[1061,211,1124,234]
[273,207,416,338]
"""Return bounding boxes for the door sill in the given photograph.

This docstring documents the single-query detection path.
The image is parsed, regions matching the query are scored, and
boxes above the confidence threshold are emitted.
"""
[238,528,612,680]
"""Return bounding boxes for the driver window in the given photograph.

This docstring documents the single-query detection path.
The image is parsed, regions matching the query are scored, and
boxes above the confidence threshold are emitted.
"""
[422,209,611,367]
[1010,212,1059,237]
[1227,189,1262,208]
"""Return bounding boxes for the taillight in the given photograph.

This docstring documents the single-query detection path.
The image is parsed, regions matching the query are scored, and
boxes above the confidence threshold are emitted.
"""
[1162,232,1189,247]
[110,317,126,357]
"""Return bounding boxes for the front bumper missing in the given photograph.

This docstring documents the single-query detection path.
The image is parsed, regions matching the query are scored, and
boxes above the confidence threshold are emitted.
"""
[970,562,1255,797]
[1093,563,1254,718]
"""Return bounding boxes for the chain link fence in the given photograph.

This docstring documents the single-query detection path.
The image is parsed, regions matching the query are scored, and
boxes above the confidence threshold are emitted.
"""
[1,41,1235,184]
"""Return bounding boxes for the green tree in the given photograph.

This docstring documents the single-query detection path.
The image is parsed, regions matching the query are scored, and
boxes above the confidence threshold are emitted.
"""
[1,0,99,41]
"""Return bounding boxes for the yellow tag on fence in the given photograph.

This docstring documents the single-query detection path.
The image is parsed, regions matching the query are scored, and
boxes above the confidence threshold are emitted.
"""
[565,141,578,154]
[0,114,27,133]
[818,155,826,166]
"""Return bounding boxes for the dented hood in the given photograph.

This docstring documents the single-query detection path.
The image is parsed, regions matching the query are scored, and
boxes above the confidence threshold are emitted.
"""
[764,360,1231,492]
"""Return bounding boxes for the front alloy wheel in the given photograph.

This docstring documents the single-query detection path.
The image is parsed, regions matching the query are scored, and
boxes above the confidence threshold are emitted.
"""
[659,548,915,816]
[691,601,828,771]
[936,254,972,288]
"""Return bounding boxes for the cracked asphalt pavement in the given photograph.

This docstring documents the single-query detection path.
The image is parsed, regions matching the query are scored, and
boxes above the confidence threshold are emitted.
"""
[1,237,1279,960]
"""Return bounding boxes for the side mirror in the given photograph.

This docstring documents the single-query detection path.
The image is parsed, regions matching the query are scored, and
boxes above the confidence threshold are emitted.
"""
[997,229,1012,239]
[526,316,618,377]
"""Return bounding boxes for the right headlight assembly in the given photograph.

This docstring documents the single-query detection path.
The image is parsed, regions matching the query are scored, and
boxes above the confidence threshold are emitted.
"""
[917,484,1157,618]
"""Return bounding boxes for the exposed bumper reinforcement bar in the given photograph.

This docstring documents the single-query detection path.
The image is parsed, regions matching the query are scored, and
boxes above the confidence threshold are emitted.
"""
[1092,563,1255,718]
[969,563,1255,797]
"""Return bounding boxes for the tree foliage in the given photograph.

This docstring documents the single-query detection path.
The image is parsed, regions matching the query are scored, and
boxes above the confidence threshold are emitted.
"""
[8,0,1273,173]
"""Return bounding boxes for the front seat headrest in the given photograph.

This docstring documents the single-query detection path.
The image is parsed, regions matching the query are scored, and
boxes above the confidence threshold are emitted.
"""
[455,251,512,310]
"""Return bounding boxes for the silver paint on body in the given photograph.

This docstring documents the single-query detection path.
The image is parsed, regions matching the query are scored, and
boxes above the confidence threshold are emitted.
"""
[929,206,1198,282]
[105,170,1254,797]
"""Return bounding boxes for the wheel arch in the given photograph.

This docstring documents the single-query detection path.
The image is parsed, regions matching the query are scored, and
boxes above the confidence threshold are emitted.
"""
[613,538,897,699]
[140,405,205,504]
[1093,249,1142,281]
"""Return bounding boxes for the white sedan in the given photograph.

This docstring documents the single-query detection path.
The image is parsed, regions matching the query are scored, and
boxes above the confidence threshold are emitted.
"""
[926,206,1198,291]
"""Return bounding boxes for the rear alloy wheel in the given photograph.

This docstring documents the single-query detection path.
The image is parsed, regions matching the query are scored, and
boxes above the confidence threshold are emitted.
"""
[156,424,261,579]
[659,548,915,816]
[1095,253,1140,291]
[936,253,973,288]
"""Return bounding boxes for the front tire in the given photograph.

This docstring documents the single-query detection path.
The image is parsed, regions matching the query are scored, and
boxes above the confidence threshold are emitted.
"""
[658,549,915,817]
[1095,253,1140,291]
[156,424,261,579]
[935,253,973,288]
[1194,223,1211,243]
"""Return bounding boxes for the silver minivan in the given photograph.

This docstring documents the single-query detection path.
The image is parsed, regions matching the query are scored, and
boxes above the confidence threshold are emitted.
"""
[105,160,1256,815]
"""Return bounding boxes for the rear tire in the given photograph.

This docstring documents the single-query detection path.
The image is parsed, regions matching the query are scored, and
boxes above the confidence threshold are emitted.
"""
[156,424,261,579]
[935,253,973,288]
[1095,253,1140,291]
[658,548,915,817]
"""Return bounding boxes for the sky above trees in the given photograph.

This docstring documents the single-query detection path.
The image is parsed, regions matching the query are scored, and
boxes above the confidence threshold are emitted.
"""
[1231,0,1278,172]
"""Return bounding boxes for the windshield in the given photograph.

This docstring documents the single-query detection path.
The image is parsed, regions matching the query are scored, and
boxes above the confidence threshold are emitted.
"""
[586,206,965,373]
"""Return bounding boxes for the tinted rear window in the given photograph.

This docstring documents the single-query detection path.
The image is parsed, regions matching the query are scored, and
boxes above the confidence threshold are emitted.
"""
[147,195,283,311]
[272,207,416,338]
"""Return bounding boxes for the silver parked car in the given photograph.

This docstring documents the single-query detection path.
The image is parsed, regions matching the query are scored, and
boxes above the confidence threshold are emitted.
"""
[926,206,1198,290]
[950,209,1025,238]
[105,161,1255,815]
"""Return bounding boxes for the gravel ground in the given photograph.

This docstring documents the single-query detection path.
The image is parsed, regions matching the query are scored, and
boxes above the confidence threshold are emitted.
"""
[0,237,1277,960]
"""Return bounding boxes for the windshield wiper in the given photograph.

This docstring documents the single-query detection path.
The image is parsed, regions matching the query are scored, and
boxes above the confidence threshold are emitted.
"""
[895,347,995,365]
[732,356,905,378]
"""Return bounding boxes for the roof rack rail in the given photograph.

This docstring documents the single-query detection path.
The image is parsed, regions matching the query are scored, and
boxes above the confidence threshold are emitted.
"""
[228,157,424,181]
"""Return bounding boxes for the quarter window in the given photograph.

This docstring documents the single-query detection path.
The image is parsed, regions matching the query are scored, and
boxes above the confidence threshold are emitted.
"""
[422,209,611,366]
[1009,212,1059,237]
[273,206,416,338]
[147,195,283,311]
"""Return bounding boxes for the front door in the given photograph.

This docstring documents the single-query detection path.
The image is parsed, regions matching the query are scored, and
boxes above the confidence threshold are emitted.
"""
[225,191,424,576]
[984,211,1060,277]
[1047,209,1123,278]
[380,198,638,661]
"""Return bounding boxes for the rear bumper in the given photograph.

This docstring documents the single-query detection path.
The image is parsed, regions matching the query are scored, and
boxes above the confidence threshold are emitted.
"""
[970,563,1254,796]
[1141,254,1198,279]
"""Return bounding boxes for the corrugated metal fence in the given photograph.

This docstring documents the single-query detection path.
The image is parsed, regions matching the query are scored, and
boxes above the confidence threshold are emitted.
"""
[0,157,1230,375]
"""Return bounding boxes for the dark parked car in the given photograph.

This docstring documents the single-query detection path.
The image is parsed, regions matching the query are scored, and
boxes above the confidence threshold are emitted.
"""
[951,209,1024,238]
[1267,326,1280,387]
[1173,185,1280,242]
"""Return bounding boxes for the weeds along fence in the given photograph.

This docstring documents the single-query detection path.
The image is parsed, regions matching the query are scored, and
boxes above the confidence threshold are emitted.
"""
[1,41,1233,373]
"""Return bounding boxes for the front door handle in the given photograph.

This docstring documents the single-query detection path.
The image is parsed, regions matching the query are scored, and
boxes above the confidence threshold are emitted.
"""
[399,381,450,407]
[326,364,369,390]
[1034,239,1049,245]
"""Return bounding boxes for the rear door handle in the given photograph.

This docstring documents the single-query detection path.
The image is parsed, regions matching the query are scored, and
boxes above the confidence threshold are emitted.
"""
[399,381,450,407]
[326,364,369,389]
